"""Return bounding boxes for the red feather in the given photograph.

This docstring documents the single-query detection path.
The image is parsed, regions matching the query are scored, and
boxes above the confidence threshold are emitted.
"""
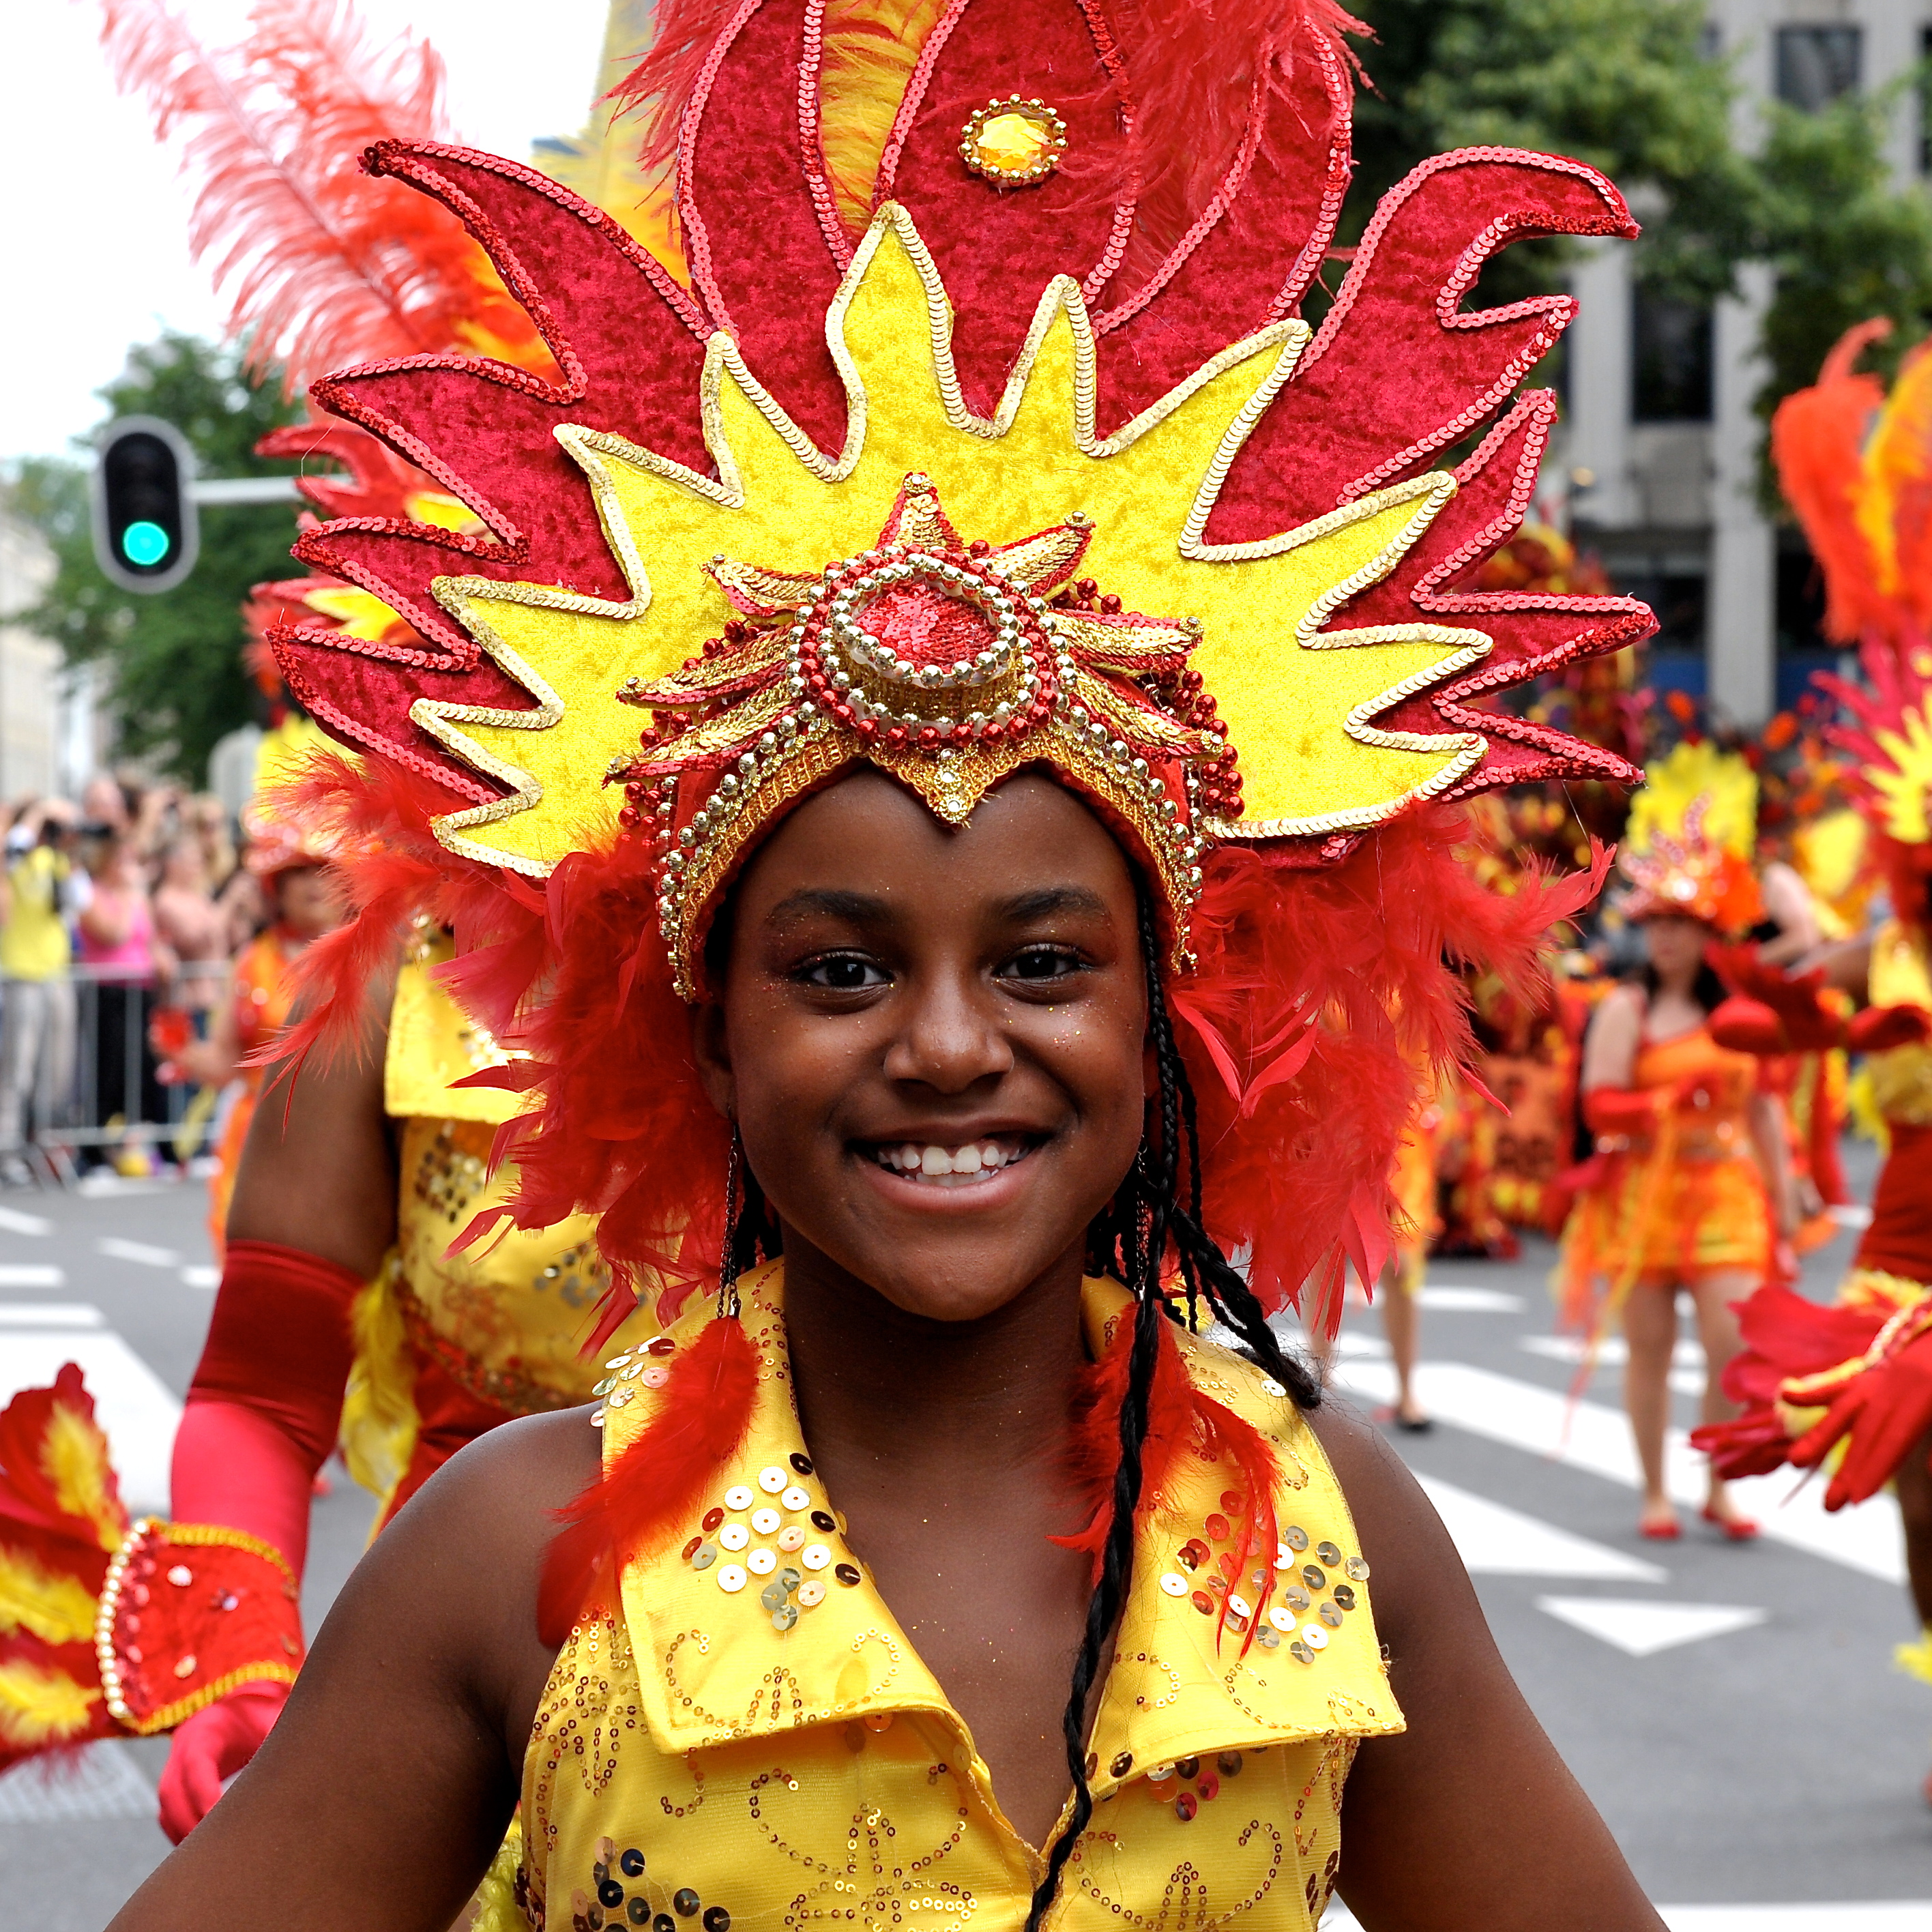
[95,0,542,392]
[1051,1311,1283,1656]
[537,1315,759,1644]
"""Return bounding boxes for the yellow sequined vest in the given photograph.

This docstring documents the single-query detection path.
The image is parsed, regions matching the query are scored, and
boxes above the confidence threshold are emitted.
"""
[339,937,660,1502]
[1867,920,1932,1128]
[515,1263,1403,1931]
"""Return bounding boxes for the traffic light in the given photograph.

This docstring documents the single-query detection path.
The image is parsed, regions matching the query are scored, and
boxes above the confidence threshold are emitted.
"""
[91,416,199,594]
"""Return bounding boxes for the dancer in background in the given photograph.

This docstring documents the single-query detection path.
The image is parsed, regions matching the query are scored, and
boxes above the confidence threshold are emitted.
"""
[1561,762,1796,1541]
[1696,323,1932,1801]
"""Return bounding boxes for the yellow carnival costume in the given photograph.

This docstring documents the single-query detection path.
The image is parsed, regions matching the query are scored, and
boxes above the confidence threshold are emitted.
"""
[516,1265,1396,1932]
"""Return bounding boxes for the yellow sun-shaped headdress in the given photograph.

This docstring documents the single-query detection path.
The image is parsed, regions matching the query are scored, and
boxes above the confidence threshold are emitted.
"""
[270,1,1650,997]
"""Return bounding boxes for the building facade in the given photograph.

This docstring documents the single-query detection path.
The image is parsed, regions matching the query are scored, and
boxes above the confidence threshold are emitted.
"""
[1560,0,1931,724]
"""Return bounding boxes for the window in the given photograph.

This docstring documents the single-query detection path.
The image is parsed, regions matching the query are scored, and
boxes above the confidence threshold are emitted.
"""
[1632,285,1712,422]
[1921,28,1932,173]
[1775,27,1861,111]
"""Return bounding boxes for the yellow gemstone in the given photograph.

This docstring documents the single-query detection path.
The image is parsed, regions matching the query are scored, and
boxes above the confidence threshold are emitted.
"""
[973,111,1051,177]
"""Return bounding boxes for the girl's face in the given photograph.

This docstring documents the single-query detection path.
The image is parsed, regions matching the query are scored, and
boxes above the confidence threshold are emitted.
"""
[695,771,1150,1325]
[1641,911,1708,980]
[275,864,342,938]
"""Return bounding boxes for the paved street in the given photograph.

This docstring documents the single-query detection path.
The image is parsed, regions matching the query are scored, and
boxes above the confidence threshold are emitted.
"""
[0,1155,1927,1928]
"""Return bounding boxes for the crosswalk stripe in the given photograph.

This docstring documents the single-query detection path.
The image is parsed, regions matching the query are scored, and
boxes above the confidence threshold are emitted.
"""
[0,1206,52,1237]
[1332,1358,1905,1585]
[96,1236,184,1269]
[1414,1475,1667,1581]
[0,1328,180,1512]
[0,1742,153,1824]
[0,1303,104,1328]
[1535,1595,1768,1656]
[0,1264,65,1288]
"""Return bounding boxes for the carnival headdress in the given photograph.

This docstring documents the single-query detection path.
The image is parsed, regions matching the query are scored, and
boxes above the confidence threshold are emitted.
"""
[252,0,1646,1319]
[1620,740,1762,933]
[1773,323,1932,868]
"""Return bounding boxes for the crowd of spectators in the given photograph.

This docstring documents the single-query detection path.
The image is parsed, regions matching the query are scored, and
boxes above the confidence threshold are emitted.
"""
[0,774,273,1186]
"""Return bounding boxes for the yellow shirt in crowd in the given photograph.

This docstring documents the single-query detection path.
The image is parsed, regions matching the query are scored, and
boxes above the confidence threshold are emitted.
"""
[505,1263,1402,1932]
[0,846,71,982]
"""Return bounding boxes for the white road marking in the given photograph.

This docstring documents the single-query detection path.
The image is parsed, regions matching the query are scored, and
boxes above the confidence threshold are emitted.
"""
[96,1236,183,1268]
[1828,1202,1873,1229]
[0,1264,64,1288]
[1416,1475,1667,1582]
[1332,1358,1906,1584]
[1523,1334,1707,1368]
[0,1303,104,1328]
[0,1741,153,1823]
[0,1205,51,1236]
[179,1264,219,1290]
[1536,1596,1768,1656]
[0,1330,180,1512]
[1521,1332,1706,1397]
[1415,1285,1525,1313]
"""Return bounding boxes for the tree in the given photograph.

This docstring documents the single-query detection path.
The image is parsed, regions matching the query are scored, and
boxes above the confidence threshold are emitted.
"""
[1343,0,1755,306]
[3,333,302,785]
[1752,85,1932,436]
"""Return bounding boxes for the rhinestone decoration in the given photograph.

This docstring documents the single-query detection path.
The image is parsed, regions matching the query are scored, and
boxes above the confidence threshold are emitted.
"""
[959,96,1068,186]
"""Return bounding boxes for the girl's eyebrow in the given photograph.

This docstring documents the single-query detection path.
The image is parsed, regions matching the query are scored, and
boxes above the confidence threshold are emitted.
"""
[763,887,893,931]
[997,886,1111,923]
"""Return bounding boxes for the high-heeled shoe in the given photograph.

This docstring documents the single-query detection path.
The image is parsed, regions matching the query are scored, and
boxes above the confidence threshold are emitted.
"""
[1699,1505,1759,1542]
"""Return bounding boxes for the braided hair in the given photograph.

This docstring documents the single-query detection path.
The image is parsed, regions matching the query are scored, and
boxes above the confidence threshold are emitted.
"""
[1025,892,1321,1929]
[718,890,1323,1930]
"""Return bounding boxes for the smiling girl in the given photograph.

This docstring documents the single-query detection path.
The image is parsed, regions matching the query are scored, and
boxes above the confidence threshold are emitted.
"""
[91,1,1670,1924]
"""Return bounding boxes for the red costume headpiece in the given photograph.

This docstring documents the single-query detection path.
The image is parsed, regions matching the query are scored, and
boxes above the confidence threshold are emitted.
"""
[250,0,1648,1332]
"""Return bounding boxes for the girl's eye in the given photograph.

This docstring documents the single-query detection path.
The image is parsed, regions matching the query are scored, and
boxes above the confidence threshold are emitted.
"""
[800,954,888,991]
[1001,945,1081,982]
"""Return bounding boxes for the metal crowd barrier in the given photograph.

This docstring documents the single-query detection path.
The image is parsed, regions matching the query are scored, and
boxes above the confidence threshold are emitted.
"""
[14,958,232,1186]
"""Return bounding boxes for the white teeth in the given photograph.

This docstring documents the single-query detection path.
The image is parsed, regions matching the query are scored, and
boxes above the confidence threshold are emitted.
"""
[873,1139,1029,1182]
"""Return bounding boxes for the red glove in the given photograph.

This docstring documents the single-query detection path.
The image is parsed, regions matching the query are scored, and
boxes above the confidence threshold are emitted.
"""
[160,1240,360,1834]
[1708,996,1789,1055]
[157,1686,287,1844]
[1582,1087,1661,1139]
[1845,1004,1932,1054]
[1706,945,1845,1053]
[1788,1330,1932,1510]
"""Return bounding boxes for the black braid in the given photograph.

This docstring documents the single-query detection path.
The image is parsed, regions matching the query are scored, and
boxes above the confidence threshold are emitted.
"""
[1025,894,1321,1932]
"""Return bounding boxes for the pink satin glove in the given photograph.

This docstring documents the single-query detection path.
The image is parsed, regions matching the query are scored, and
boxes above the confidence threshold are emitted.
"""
[156,1682,289,1842]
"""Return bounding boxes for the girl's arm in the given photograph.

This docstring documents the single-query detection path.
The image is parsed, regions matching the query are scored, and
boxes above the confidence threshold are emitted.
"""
[1317,1403,1664,1931]
[1578,985,1641,1095]
[79,886,132,948]
[107,1409,596,1932]
[1747,1089,1800,1242]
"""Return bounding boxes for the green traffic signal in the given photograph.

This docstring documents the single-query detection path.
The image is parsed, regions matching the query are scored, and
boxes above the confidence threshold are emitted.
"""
[120,520,172,568]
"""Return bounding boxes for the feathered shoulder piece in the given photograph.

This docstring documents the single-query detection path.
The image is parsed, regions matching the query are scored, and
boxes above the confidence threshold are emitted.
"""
[258,0,1643,1325]
[1772,321,1932,656]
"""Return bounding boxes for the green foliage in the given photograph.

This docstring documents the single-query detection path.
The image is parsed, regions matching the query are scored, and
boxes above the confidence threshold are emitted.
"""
[3,333,302,785]
[1345,0,1753,305]
[1752,85,1932,429]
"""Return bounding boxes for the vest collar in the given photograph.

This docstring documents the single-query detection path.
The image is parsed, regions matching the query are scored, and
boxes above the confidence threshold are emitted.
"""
[604,1262,1399,1791]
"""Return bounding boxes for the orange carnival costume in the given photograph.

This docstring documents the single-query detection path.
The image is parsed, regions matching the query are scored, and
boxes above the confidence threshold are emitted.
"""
[2,0,1655,1917]
[1696,327,1932,1727]
[1558,748,1774,1328]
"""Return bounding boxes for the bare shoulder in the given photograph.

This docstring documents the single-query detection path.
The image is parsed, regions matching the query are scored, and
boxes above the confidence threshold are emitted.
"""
[1304,1394,1459,1654]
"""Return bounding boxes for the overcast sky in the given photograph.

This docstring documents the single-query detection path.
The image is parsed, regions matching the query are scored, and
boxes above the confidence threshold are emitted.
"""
[2,0,613,463]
